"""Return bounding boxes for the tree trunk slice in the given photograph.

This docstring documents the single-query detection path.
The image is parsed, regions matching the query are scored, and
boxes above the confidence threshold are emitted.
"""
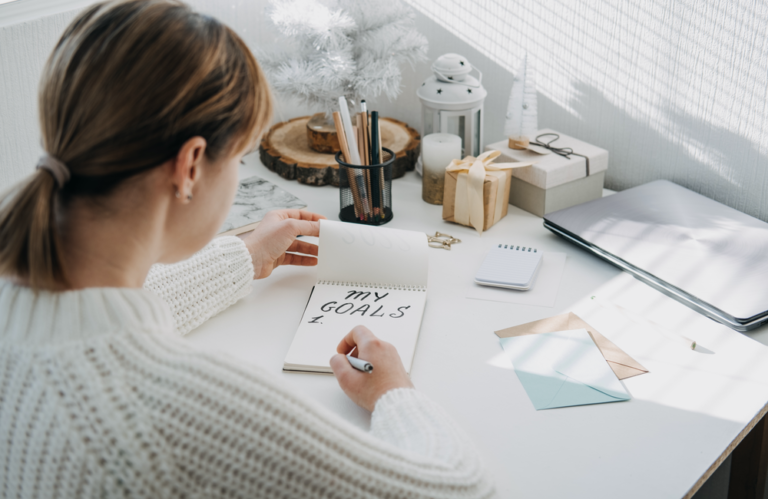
[306,113,340,153]
[260,115,420,186]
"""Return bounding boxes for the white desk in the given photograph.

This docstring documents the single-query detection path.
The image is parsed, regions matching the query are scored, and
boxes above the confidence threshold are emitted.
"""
[187,155,768,499]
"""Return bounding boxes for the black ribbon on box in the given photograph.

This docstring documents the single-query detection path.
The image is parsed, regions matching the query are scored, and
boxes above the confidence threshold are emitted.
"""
[531,133,591,177]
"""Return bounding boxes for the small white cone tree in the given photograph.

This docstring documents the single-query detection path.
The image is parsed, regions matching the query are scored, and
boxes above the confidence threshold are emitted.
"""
[504,53,538,150]
[261,0,428,119]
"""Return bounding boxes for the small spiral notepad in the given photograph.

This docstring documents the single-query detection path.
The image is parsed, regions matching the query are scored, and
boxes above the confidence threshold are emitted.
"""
[475,244,543,290]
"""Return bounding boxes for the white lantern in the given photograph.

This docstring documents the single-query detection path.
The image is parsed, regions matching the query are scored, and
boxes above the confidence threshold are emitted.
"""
[416,53,487,174]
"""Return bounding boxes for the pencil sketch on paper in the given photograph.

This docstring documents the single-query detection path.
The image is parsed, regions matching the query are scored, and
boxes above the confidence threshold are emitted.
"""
[218,175,306,235]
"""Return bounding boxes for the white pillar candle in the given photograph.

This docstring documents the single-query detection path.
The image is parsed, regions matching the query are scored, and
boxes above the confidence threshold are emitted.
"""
[422,133,462,205]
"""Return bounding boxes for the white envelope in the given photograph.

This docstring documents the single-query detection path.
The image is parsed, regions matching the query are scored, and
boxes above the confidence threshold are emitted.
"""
[499,329,631,410]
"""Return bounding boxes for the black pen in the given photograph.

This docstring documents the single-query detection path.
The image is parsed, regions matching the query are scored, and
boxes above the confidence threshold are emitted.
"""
[370,111,381,222]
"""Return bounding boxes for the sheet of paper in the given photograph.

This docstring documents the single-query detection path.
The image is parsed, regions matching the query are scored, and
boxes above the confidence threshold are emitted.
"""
[284,283,427,373]
[466,252,566,307]
[218,175,305,235]
[494,312,649,380]
[317,220,428,288]
[499,328,631,410]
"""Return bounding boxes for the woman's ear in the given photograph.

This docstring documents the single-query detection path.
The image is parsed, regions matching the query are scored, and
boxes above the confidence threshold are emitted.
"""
[172,137,207,202]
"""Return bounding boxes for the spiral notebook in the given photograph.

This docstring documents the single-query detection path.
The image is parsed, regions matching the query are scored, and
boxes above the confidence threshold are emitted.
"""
[283,220,429,374]
[475,243,543,290]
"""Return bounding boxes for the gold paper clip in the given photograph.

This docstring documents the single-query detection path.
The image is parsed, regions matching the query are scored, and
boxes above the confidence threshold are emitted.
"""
[427,231,461,250]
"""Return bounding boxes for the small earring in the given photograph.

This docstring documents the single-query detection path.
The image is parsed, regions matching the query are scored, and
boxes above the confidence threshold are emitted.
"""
[187,194,193,201]
[175,190,181,198]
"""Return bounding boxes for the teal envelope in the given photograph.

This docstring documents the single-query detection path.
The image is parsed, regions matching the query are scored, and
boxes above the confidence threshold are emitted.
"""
[499,329,631,410]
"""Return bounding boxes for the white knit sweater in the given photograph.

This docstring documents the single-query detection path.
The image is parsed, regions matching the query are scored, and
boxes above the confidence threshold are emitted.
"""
[0,236,494,498]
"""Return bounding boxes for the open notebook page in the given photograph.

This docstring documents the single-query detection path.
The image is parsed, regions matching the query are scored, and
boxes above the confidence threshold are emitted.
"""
[284,221,429,374]
[316,220,428,287]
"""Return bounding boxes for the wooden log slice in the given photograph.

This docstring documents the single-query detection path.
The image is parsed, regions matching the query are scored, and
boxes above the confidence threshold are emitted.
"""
[260,115,420,186]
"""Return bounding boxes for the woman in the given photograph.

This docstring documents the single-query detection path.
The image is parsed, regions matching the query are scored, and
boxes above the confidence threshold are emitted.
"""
[0,1,494,497]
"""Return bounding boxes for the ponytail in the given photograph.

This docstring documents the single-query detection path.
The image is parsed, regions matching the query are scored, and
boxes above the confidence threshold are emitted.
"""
[0,0,273,290]
[0,169,65,289]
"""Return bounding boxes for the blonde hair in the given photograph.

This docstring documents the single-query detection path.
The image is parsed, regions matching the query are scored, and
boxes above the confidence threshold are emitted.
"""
[0,0,273,290]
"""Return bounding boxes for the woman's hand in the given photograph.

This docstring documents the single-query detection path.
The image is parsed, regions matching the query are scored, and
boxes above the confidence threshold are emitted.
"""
[238,209,325,279]
[330,326,414,412]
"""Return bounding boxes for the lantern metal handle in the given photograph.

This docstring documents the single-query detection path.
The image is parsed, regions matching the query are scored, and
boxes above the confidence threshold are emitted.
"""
[472,67,483,85]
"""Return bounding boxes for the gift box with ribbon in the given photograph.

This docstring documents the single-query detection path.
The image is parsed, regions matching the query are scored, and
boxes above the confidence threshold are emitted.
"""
[485,129,609,217]
[442,150,533,234]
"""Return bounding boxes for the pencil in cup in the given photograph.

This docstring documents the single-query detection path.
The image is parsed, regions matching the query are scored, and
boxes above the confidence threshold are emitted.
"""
[375,115,385,217]
[351,124,372,220]
[356,115,374,219]
[335,147,395,225]
[337,96,370,220]
[332,111,364,220]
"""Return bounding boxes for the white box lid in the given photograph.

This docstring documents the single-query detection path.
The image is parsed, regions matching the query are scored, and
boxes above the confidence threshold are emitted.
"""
[485,129,609,190]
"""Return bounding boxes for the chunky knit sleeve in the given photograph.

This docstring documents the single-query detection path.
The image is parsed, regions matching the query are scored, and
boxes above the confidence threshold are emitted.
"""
[125,333,496,498]
[2,279,494,499]
[143,236,253,335]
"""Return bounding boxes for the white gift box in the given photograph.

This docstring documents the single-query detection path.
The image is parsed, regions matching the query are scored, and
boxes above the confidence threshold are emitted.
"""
[485,129,609,217]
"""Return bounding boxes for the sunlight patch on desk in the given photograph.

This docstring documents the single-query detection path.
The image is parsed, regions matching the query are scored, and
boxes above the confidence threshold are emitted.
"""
[484,270,768,423]
[486,350,514,370]
[566,272,768,424]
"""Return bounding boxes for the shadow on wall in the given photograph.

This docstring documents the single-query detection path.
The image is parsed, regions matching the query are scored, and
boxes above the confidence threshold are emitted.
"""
[562,81,768,218]
[3,0,768,225]
[401,0,768,222]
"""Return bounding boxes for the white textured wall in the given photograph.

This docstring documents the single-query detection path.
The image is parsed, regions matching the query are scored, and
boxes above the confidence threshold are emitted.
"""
[4,1,768,219]
[0,0,278,189]
[401,0,768,221]
[0,11,78,189]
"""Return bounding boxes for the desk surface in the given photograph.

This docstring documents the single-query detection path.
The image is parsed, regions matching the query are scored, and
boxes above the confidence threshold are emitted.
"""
[187,156,768,499]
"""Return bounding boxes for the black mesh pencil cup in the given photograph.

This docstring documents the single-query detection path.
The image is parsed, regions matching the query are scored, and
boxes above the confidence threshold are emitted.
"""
[336,147,394,225]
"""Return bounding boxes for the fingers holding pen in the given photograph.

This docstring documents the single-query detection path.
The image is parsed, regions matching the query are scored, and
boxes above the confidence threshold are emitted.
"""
[336,325,375,355]
[331,326,413,412]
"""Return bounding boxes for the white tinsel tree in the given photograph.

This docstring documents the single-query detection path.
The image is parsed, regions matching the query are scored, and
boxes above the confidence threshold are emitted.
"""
[261,0,428,117]
[504,53,538,145]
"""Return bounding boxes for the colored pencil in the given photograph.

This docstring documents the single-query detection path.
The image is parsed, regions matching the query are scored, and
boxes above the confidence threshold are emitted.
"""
[333,111,363,220]
[338,97,370,219]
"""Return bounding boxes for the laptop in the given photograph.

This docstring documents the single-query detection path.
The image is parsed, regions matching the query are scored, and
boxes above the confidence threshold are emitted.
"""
[543,180,768,332]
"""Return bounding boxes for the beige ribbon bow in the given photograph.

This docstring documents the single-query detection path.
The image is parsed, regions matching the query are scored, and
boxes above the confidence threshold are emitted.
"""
[446,150,533,234]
